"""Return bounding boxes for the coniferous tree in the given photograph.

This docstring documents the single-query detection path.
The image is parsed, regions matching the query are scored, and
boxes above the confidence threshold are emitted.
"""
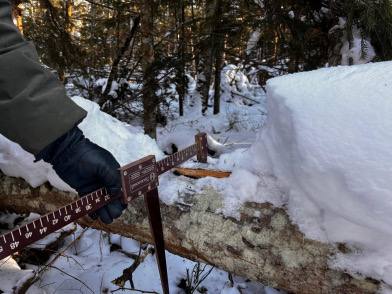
[16,0,392,128]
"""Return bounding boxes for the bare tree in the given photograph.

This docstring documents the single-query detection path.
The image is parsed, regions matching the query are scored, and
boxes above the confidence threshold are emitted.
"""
[197,0,224,115]
[175,0,187,116]
[212,1,225,115]
[141,0,159,138]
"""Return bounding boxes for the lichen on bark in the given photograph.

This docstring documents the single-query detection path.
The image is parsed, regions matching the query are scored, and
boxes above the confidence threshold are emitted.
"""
[0,171,382,293]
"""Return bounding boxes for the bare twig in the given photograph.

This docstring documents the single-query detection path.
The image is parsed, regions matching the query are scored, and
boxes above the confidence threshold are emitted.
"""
[27,228,88,290]
[183,262,215,294]
[111,245,158,294]
[46,264,94,294]
[101,16,140,104]
[230,91,261,104]
[111,245,153,289]
[111,287,158,294]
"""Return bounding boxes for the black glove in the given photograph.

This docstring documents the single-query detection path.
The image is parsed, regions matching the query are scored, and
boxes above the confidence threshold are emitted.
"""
[36,127,126,224]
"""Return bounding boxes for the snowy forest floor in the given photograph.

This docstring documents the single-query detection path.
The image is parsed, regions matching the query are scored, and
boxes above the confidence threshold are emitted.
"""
[0,66,279,293]
[3,61,392,293]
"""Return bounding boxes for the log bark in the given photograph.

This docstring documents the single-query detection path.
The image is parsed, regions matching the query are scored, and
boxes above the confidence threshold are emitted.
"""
[0,171,381,294]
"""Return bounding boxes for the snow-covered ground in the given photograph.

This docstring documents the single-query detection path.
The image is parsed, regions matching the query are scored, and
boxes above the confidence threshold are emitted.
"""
[157,64,266,152]
[0,217,276,294]
[0,219,273,294]
[1,61,392,292]
[0,65,271,293]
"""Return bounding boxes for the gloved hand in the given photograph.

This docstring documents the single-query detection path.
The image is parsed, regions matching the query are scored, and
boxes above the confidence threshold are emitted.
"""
[36,126,126,224]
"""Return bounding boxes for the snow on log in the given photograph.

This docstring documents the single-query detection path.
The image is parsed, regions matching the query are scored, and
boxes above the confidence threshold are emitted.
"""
[1,61,392,293]
[0,171,380,294]
[198,61,392,291]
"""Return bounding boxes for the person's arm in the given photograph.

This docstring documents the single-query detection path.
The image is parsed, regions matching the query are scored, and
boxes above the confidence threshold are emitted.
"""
[0,0,86,155]
[0,0,126,223]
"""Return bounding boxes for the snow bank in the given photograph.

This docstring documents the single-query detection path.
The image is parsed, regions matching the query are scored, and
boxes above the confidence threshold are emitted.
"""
[73,96,163,165]
[0,96,162,191]
[246,61,392,284]
[0,257,36,293]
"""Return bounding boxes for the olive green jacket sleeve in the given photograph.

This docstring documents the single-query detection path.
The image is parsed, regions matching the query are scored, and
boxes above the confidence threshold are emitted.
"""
[0,0,86,155]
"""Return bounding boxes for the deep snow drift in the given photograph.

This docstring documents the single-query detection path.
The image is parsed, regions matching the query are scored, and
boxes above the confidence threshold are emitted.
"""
[221,61,392,285]
[152,60,392,287]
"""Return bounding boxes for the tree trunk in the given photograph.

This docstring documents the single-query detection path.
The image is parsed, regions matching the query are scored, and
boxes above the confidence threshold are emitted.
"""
[100,16,140,108]
[213,46,223,115]
[212,10,225,115]
[190,1,199,76]
[197,0,218,115]
[0,171,382,294]
[38,0,81,81]
[176,0,186,117]
[141,1,158,139]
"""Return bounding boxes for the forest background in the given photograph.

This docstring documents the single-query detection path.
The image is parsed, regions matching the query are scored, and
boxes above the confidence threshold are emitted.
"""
[10,0,392,138]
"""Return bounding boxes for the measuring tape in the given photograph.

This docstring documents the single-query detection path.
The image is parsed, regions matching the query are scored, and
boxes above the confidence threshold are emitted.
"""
[0,133,208,294]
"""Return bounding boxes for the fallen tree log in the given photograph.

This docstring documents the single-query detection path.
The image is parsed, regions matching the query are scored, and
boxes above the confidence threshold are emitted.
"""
[0,171,381,293]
